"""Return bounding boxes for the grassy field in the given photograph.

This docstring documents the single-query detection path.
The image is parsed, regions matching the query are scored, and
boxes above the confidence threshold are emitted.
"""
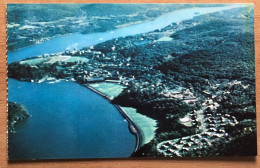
[20,57,49,65]
[89,82,158,145]
[122,107,157,145]
[89,82,125,99]
[20,55,89,65]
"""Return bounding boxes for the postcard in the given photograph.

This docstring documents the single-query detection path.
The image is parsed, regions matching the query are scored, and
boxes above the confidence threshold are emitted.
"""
[7,3,256,160]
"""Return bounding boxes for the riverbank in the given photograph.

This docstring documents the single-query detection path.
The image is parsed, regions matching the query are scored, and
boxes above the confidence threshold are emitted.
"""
[87,82,158,148]
[89,82,125,99]
[84,83,143,152]
[121,107,157,146]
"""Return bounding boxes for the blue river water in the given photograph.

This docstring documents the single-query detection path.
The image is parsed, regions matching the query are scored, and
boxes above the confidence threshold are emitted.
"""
[8,4,245,160]
[8,79,136,160]
[8,4,243,63]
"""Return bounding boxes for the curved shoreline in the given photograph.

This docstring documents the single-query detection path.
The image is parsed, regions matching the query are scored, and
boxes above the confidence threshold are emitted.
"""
[84,83,143,153]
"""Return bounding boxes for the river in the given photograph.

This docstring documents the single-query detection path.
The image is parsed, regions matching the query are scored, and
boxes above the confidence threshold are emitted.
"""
[8,4,244,63]
[8,79,136,160]
[8,4,245,160]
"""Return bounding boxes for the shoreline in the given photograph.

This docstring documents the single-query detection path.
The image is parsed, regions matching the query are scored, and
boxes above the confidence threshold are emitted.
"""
[9,77,144,153]
[7,32,75,54]
[84,83,143,153]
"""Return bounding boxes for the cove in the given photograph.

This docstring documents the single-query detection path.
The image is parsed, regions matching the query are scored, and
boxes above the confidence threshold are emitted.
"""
[8,79,136,160]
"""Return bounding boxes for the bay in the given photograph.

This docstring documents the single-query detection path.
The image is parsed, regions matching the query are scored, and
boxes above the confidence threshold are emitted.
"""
[8,79,136,160]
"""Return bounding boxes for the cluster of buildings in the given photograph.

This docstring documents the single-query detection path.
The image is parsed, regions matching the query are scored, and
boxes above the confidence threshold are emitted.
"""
[162,88,197,105]
[156,82,255,157]
[157,101,253,157]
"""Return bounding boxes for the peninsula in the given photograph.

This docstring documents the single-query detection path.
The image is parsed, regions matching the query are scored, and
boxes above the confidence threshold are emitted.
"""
[8,101,30,133]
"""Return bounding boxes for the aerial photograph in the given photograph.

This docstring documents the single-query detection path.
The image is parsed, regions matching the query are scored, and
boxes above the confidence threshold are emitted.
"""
[7,3,256,160]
